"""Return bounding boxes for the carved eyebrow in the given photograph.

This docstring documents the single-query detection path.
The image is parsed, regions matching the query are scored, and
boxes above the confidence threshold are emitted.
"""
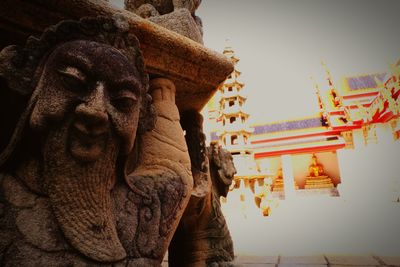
[112,77,142,94]
[61,52,93,72]
[58,66,86,81]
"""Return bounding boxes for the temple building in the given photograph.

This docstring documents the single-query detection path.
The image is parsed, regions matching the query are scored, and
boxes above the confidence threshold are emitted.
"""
[203,51,400,206]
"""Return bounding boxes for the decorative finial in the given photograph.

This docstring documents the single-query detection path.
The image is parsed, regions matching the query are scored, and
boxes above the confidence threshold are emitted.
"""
[321,60,333,87]
[311,76,325,112]
[310,76,320,93]
[225,38,231,48]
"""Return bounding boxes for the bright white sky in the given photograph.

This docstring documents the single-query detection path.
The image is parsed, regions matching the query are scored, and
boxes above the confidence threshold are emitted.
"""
[196,0,399,124]
[111,0,399,124]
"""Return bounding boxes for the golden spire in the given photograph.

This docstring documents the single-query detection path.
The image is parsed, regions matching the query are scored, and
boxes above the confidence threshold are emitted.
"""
[311,76,329,126]
[311,76,325,112]
[321,60,334,88]
[321,60,342,108]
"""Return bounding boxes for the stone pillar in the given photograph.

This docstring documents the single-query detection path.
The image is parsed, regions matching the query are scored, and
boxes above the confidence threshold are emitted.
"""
[225,133,231,148]
[342,130,354,149]
[239,134,245,146]
[335,149,353,200]
[352,128,365,149]
[376,122,393,146]
[281,154,296,200]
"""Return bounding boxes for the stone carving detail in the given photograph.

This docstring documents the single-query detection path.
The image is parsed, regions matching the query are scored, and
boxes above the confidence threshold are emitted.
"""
[208,142,237,199]
[125,0,203,43]
[169,112,236,266]
[0,17,192,266]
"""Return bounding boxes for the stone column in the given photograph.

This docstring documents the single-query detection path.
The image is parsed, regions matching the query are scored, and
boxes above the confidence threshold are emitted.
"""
[281,154,296,200]
[376,122,393,146]
[352,128,365,149]
[239,134,245,146]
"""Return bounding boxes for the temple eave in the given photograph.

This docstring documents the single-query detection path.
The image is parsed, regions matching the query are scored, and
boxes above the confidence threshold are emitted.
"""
[254,140,346,159]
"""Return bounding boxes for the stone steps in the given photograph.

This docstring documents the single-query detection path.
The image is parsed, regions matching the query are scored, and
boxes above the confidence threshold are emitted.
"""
[162,254,400,266]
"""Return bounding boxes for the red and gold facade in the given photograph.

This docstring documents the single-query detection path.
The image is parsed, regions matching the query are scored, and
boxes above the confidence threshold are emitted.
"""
[205,57,400,202]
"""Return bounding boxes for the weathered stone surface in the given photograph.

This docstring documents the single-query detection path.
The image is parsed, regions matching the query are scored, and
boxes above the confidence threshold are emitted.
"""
[0,17,193,266]
[148,8,203,44]
[0,1,237,266]
[125,0,203,43]
[16,198,67,252]
[0,0,233,112]
[125,0,202,18]
[208,142,237,198]
[125,0,174,15]
[169,115,237,266]
[378,256,400,266]
[2,175,36,208]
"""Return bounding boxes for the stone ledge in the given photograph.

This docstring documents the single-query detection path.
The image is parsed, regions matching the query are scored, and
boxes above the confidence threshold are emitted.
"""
[0,0,233,111]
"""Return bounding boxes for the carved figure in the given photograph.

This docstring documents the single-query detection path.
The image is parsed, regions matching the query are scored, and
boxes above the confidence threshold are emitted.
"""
[207,142,237,199]
[125,0,201,16]
[125,0,174,16]
[169,115,236,266]
[0,17,192,266]
[125,0,203,43]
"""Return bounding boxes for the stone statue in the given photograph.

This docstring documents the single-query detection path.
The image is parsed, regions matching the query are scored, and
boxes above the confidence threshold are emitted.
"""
[125,0,203,43]
[169,115,236,267]
[0,17,193,266]
[207,142,237,199]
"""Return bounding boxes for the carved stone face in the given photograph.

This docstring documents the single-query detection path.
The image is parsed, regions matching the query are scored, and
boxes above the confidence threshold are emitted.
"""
[30,40,142,161]
[208,144,236,198]
[216,148,236,197]
[26,40,145,262]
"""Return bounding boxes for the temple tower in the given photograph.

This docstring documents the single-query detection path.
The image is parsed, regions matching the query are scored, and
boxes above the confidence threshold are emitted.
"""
[217,45,252,156]
[215,44,266,200]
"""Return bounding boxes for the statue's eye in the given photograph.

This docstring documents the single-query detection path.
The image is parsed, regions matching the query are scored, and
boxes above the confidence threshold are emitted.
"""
[111,91,138,112]
[58,67,86,92]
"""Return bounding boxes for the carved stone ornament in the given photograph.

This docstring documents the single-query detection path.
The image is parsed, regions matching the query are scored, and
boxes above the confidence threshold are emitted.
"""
[169,113,236,266]
[0,17,193,266]
[125,0,203,43]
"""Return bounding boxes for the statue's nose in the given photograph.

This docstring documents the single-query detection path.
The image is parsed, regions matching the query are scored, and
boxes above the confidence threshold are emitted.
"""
[74,82,108,135]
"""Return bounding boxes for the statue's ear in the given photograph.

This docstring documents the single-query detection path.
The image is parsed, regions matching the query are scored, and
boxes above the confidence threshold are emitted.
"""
[0,44,40,97]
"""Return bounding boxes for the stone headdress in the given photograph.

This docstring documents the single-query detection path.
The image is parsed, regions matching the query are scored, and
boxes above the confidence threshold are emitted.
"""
[0,16,156,168]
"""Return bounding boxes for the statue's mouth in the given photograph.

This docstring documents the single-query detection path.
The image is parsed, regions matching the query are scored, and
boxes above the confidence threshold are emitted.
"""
[68,124,108,162]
